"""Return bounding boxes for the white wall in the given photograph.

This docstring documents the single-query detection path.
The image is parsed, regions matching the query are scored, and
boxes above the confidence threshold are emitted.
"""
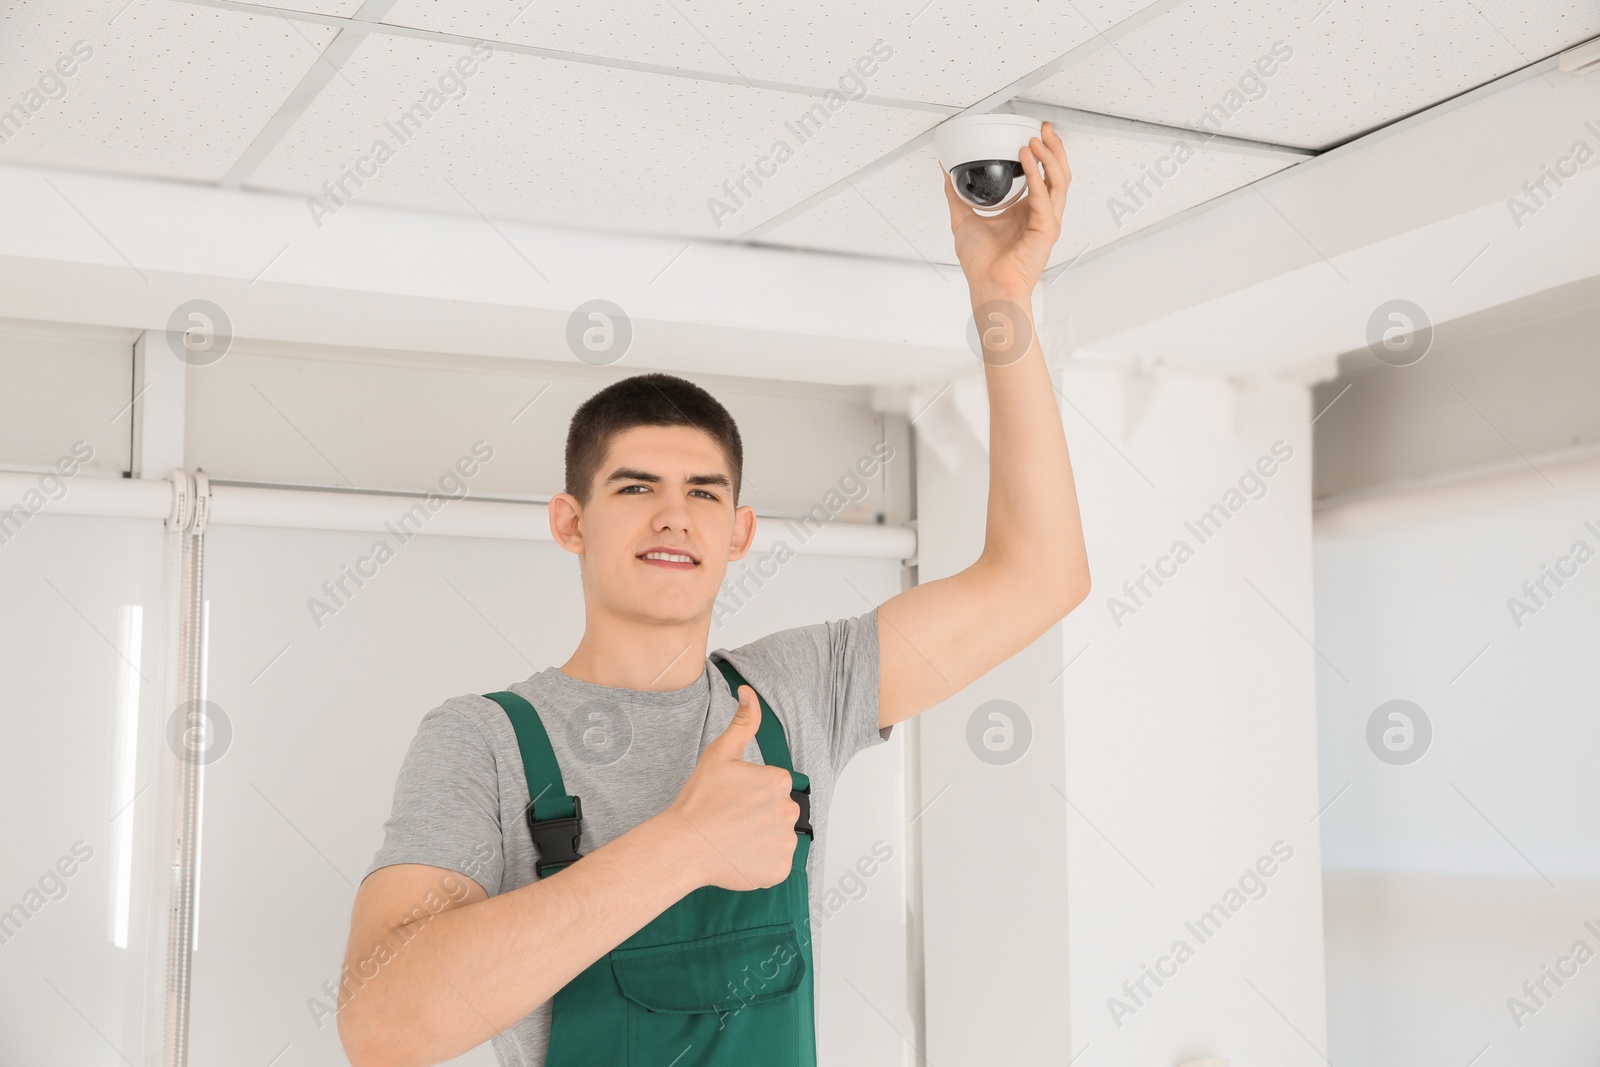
[1314,451,1600,1066]
[1309,277,1600,503]
[910,352,1328,1065]
[0,317,136,475]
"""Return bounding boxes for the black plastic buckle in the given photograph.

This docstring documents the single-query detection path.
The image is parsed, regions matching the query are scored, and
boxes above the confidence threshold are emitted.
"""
[791,784,812,837]
[527,795,584,877]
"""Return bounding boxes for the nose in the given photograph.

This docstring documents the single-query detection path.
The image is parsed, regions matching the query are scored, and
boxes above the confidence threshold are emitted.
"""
[650,490,695,534]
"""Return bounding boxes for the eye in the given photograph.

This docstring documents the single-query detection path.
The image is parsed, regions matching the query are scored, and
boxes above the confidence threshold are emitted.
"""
[619,485,719,500]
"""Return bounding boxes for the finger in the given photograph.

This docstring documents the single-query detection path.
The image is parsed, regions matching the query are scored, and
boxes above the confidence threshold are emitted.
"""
[709,684,761,755]
[1034,122,1071,206]
[1019,138,1050,225]
[941,162,975,229]
[1039,121,1072,210]
[1023,134,1065,234]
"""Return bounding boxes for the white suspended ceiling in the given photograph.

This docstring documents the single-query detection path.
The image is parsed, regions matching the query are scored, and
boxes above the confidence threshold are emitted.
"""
[0,0,340,182]
[248,36,940,242]
[1029,0,1600,149]
[1,0,1594,268]
[373,0,1115,106]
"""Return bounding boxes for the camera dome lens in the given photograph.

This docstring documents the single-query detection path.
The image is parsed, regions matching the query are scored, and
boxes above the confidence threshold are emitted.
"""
[952,160,1024,208]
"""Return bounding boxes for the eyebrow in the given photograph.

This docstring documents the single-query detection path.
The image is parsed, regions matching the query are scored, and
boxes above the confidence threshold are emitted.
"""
[603,467,733,491]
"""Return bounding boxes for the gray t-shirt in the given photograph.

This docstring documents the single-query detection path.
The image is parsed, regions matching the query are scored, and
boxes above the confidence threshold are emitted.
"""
[363,607,891,1066]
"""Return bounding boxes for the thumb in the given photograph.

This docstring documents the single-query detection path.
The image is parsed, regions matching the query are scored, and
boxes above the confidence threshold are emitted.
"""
[708,684,761,757]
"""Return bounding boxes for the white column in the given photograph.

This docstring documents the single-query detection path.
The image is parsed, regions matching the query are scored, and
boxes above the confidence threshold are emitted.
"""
[132,329,185,479]
[911,348,1330,1064]
[1056,360,1327,1064]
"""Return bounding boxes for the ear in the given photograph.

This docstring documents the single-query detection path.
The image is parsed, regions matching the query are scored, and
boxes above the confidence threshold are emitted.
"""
[549,492,585,555]
[726,504,758,563]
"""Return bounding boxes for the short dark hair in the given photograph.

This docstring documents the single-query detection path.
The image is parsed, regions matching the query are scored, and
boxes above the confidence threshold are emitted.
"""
[564,373,744,508]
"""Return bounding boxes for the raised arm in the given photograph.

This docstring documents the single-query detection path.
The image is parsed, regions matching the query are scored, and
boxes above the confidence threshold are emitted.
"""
[877,120,1090,731]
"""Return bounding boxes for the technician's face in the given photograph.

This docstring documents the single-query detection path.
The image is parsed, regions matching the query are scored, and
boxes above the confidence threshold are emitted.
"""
[560,425,754,624]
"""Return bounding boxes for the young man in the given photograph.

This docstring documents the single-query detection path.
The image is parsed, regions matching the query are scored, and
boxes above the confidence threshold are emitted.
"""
[338,121,1087,1067]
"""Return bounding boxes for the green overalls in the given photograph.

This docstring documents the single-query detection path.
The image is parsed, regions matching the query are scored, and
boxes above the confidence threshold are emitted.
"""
[483,656,817,1067]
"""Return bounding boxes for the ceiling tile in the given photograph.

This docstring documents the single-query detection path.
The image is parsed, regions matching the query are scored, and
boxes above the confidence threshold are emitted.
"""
[1025,0,1600,149]
[376,0,1104,106]
[0,0,338,181]
[279,0,367,14]
[247,33,938,240]
[222,0,368,14]
[1071,0,1176,32]
[756,132,1299,268]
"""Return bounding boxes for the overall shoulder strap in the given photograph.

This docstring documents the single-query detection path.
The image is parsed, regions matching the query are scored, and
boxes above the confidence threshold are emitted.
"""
[483,691,583,877]
[712,657,812,836]
[712,657,794,771]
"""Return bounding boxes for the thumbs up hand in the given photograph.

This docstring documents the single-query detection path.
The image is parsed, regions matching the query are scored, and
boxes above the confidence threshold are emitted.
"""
[666,684,799,892]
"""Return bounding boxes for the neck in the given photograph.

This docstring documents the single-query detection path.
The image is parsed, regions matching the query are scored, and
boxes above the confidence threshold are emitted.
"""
[560,608,711,692]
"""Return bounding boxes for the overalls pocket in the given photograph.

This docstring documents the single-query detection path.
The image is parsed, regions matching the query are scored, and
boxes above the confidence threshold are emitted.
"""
[610,922,808,1066]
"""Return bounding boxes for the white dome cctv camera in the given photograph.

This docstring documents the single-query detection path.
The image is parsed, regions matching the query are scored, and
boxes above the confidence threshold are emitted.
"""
[934,113,1044,215]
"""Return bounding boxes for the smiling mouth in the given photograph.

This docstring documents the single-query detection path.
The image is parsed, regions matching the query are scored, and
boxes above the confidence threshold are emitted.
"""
[637,551,699,569]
